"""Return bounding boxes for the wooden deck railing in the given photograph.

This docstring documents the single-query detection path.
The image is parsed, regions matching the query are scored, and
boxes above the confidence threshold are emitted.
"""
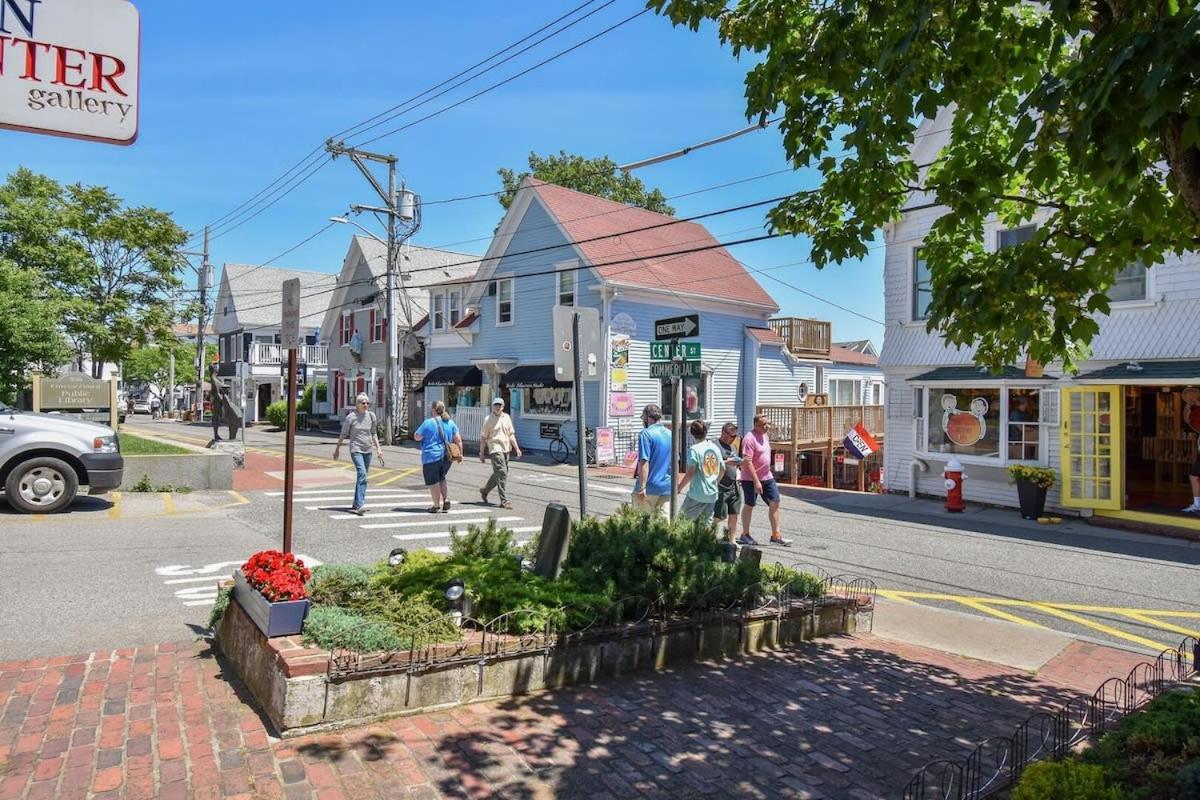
[766,317,832,358]
[756,404,885,486]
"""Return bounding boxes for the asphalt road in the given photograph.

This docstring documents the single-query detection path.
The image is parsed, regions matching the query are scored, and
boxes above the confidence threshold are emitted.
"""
[1,418,1197,660]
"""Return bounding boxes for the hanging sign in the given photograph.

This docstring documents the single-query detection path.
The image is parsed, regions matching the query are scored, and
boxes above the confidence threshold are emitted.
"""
[595,427,615,465]
[0,0,141,145]
[609,391,635,417]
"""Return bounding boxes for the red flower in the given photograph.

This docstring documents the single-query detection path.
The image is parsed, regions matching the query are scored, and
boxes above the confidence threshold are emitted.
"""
[240,550,311,602]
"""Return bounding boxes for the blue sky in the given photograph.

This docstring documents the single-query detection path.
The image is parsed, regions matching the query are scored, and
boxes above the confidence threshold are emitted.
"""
[2,0,884,345]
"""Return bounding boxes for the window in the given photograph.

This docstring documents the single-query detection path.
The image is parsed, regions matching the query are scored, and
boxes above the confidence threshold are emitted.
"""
[798,382,809,402]
[371,310,386,343]
[340,312,353,346]
[912,247,932,321]
[557,269,575,307]
[448,290,462,327]
[872,383,883,405]
[496,277,514,325]
[830,379,862,406]
[375,377,384,408]
[1007,388,1041,461]
[661,375,708,422]
[432,293,446,331]
[919,385,1051,463]
[998,225,1037,249]
[1109,262,1148,303]
[521,386,572,417]
[913,387,927,452]
[927,386,1002,459]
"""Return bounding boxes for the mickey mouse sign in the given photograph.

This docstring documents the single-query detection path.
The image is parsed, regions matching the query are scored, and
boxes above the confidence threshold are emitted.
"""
[941,393,989,447]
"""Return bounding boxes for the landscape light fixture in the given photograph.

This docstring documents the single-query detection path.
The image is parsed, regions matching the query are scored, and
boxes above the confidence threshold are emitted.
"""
[387,548,406,568]
[444,578,473,625]
[444,578,465,602]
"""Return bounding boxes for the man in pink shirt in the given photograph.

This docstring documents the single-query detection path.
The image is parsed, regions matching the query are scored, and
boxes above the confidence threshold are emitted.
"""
[737,414,792,547]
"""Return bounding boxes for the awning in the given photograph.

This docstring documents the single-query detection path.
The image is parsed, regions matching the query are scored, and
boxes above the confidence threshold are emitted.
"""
[1074,360,1200,383]
[908,366,1055,382]
[503,364,570,389]
[421,365,482,388]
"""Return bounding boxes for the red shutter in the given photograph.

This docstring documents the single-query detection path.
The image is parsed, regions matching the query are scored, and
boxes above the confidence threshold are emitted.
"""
[333,373,342,412]
[382,318,387,341]
[376,378,383,406]
[369,309,377,341]
[356,377,365,396]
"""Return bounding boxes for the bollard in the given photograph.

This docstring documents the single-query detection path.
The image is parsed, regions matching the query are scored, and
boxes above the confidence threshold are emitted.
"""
[533,503,571,579]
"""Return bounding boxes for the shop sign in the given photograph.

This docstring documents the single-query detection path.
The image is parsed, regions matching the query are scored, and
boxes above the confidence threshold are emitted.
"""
[610,334,629,391]
[40,374,110,408]
[0,0,141,145]
[539,422,561,440]
[609,391,635,417]
[595,427,615,465]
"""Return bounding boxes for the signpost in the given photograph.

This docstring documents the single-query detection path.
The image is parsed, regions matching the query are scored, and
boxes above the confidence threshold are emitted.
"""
[654,317,703,520]
[552,306,601,517]
[281,279,300,554]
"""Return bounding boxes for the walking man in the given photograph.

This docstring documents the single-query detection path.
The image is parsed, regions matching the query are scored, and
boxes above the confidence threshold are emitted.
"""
[714,422,743,542]
[332,393,384,516]
[150,395,161,420]
[738,414,792,546]
[678,420,723,524]
[632,404,673,519]
[479,397,521,509]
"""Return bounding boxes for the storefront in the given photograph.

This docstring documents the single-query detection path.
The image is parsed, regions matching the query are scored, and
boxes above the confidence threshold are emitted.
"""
[420,365,483,410]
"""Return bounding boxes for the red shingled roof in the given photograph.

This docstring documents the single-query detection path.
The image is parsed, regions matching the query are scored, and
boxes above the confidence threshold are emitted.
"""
[454,309,479,329]
[529,180,779,310]
[830,345,878,366]
[746,327,787,346]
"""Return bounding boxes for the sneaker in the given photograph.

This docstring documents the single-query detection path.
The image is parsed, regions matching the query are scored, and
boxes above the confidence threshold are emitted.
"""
[479,488,490,505]
[736,534,759,546]
[499,501,513,510]
[1183,503,1200,514]
[353,506,366,517]
[441,501,451,513]
[768,534,794,547]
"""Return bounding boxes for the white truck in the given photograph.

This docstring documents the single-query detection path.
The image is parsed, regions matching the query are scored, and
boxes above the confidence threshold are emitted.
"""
[0,401,124,513]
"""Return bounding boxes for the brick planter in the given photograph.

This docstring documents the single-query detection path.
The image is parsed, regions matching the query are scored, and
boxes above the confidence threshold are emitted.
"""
[215,596,862,736]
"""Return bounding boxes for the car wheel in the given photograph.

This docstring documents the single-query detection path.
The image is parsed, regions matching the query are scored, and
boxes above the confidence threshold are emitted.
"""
[4,457,79,514]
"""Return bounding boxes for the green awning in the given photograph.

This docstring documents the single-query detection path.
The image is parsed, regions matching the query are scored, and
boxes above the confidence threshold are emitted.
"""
[1074,360,1200,383]
[908,366,1053,382]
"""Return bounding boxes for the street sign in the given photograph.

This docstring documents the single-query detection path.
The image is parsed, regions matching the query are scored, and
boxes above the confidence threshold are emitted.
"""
[280,279,301,350]
[650,361,702,380]
[655,314,700,340]
[552,306,602,382]
[650,340,701,361]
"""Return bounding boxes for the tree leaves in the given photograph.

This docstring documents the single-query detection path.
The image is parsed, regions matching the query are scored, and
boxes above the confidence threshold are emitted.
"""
[497,150,675,214]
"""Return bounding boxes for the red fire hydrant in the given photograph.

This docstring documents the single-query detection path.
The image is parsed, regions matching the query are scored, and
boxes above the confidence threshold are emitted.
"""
[944,457,966,513]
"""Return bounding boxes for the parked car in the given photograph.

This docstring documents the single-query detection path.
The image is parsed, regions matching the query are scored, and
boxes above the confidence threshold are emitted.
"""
[0,401,124,513]
[132,399,151,414]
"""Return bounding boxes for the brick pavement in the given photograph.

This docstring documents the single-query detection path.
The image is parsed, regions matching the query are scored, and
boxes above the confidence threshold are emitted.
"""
[0,634,1150,800]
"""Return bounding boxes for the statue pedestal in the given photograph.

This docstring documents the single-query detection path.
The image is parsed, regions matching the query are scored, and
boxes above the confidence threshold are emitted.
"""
[207,439,245,469]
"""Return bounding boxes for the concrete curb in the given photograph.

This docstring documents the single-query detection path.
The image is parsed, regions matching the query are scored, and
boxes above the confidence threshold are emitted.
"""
[119,434,234,490]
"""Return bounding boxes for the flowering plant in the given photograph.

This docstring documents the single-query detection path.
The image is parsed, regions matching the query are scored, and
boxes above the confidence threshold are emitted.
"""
[1008,465,1057,490]
[241,551,311,602]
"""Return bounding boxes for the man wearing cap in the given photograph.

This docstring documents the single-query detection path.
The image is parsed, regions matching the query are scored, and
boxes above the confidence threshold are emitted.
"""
[632,404,673,519]
[479,396,521,509]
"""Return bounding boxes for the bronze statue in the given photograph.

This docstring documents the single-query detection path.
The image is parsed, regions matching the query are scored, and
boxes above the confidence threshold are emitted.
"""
[207,365,243,442]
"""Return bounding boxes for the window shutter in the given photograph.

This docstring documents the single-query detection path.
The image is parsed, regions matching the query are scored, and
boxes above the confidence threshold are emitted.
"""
[382,318,387,341]
[369,309,376,340]
[1039,388,1059,426]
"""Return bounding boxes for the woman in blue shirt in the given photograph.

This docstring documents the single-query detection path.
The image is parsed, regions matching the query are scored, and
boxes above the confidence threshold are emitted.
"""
[413,400,463,513]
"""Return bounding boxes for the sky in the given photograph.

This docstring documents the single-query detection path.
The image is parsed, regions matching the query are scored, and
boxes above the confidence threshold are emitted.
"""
[2,0,885,346]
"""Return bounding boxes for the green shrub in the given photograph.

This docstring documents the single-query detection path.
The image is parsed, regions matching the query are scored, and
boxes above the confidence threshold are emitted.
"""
[349,593,460,647]
[762,563,825,599]
[302,605,405,653]
[207,585,232,629]
[1086,688,1200,799]
[1012,761,1121,800]
[265,400,288,429]
[450,518,516,560]
[308,564,373,607]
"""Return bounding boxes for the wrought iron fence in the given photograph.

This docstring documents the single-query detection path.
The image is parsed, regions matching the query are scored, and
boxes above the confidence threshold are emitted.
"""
[902,636,1200,800]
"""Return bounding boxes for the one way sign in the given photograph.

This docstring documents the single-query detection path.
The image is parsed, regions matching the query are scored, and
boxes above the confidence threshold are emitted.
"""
[655,314,700,340]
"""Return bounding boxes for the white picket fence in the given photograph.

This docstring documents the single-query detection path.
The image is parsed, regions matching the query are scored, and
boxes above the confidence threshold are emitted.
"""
[452,406,487,449]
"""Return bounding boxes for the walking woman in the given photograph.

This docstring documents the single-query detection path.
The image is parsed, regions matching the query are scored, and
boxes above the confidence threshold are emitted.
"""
[414,400,463,513]
[332,393,385,516]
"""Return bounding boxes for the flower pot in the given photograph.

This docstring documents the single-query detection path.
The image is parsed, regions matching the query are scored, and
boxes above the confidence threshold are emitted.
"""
[1015,479,1048,521]
[232,569,310,638]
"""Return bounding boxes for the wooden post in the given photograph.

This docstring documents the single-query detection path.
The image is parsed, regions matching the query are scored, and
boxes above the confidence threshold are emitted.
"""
[825,407,834,488]
[790,407,799,484]
[30,370,42,413]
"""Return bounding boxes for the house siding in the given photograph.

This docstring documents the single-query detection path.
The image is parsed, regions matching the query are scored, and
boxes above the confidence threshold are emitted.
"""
[756,347,816,406]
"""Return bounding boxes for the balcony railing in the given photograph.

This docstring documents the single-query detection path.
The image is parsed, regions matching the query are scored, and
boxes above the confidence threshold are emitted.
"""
[248,342,328,366]
[757,404,885,450]
[767,317,832,358]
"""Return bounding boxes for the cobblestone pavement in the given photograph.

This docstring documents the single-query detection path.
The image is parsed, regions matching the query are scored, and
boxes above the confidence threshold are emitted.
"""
[0,634,1148,800]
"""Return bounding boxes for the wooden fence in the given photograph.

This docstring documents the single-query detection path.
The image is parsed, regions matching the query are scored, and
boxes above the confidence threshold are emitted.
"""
[756,404,885,488]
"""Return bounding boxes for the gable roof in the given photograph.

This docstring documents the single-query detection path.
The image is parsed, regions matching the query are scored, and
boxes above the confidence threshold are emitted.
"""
[351,235,480,320]
[746,327,787,346]
[833,339,877,357]
[219,263,337,329]
[526,179,779,311]
[830,345,879,366]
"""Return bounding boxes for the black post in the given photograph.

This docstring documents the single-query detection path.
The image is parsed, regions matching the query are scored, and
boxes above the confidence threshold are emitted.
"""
[572,312,588,517]
[283,348,297,553]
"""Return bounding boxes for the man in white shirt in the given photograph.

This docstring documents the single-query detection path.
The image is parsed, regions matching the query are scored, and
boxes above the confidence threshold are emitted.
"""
[479,397,522,509]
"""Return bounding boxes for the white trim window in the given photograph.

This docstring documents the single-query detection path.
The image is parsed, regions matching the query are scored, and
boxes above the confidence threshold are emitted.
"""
[829,379,862,406]
[916,383,1056,465]
[912,246,932,321]
[872,383,883,405]
[370,308,385,343]
[340,312,353,347]
[997,224,1037,249]
[496,277,514,326]
[432,293,446,332]
[521,386,573,419]
[1109,261,1148,303]
[557,268,576,307]
[448,290,462,327]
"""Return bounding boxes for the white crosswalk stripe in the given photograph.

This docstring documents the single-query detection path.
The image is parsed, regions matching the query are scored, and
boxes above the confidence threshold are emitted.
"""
[363,515,523,530]
[390,526,540,542]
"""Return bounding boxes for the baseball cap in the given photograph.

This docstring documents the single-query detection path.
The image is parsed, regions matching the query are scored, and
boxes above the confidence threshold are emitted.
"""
[491,397,504,406]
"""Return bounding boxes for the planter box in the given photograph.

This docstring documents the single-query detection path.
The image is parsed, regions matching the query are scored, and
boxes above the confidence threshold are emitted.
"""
[1016,479,1048,520]
[231,570,310,638]
[216,595,863,735]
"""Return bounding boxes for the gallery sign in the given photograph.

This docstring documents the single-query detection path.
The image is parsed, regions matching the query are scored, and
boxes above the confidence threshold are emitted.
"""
[0,0,141,145]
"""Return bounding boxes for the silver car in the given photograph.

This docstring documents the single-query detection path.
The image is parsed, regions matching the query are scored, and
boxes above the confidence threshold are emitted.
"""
[0,401,124,513]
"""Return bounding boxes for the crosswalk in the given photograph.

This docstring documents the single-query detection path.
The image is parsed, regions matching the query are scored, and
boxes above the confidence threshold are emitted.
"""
[268,488,539,554]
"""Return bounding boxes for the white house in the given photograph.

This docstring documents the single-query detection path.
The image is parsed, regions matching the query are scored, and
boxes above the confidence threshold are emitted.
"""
[881,109,1200,530]
[213,263,335,423]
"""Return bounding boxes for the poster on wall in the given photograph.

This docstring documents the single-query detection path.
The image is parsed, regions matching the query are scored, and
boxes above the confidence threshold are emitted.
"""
[595,427,615,465]
[610,334,630,391]
[610,312,637,337]
[609,391,635,417]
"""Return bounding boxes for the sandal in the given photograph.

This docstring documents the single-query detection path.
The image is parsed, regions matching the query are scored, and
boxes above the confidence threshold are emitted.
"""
[427,506,440,514]
[441,501,451,513]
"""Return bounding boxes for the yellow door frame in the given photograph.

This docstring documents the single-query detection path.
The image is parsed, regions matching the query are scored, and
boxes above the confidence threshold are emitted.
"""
[1060,385,1123,511]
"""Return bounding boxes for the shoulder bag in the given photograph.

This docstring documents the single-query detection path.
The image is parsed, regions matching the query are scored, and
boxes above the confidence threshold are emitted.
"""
[436,417,463,463]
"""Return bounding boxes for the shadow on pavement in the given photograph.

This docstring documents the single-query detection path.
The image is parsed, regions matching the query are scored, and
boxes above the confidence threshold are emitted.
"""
[0,493,113,516]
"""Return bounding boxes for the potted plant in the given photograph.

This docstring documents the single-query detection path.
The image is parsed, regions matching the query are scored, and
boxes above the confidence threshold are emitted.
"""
[232,550,312,637]
[1008,465,1056,520]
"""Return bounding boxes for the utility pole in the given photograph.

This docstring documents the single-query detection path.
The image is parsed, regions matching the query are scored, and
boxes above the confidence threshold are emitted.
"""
[326,140,420,445]
[167,351,175,416]
[195,226,210,422]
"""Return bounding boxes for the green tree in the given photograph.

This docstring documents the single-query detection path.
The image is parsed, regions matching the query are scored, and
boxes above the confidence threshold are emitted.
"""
[651,1,1200,370]
[0,168,188,378]
[0,260,69,402]
[122,341,195,397]
[498,150,675,215]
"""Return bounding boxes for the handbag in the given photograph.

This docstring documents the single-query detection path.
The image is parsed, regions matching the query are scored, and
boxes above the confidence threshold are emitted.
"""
[436,417,463,463]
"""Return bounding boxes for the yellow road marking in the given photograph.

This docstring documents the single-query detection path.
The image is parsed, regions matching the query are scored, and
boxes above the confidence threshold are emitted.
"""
[1029,603,1173,653]
[225,490,250,506]
[373,467,419,487]
[876,589,918,605]
[874,589,1200,618]
[952,598,1048,629]
[1119,610,1200,640]
[160,493,176,514]
[108,492,121,520]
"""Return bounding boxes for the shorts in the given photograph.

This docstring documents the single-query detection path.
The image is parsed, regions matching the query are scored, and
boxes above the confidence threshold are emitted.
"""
[422,459,451,486]
[741,478,780,507]
[1191,457,1200,478]
[714,482,742,518]
[680,495,715,523]
[630,492,670,519]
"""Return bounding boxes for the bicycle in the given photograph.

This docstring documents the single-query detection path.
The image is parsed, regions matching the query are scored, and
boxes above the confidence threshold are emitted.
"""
[549,423,596,465]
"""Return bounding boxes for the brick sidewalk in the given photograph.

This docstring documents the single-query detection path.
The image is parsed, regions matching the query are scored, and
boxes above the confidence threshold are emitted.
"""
[0,635,1148,800]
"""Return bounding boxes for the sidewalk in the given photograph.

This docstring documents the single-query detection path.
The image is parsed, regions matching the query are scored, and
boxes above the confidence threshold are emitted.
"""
[0,604,1152,800]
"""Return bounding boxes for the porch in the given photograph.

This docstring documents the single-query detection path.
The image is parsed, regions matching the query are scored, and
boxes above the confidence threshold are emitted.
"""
[249,342,328,367]
[767,317,832,359]
[757,404,886,489]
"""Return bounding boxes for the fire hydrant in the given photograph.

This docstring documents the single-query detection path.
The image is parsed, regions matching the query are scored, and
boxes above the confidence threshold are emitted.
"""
[944,457,966,513]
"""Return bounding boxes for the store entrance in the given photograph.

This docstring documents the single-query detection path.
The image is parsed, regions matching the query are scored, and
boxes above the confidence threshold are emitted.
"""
[1123,385,1199,514]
